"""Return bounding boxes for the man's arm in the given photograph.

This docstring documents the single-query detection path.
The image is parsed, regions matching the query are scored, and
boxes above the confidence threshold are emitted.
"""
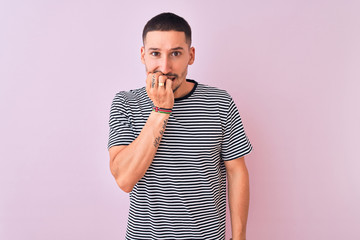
[225,156,250,240]
[109,72,174,193]
[109,111,169,193]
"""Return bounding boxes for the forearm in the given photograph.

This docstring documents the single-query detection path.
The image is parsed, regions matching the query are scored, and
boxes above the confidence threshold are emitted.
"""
[111,111,169,192]
[228,167,250,240]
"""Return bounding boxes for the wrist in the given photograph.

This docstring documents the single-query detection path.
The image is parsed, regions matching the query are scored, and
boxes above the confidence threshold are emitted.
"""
[152,106,172,114]
[231,232,246,240]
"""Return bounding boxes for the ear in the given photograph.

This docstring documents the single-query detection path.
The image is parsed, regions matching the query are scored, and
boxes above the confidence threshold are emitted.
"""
[141,46,145,64]
[188,47,195,65]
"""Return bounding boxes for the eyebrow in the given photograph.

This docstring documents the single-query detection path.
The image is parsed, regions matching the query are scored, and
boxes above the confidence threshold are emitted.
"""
[148,47,184,51]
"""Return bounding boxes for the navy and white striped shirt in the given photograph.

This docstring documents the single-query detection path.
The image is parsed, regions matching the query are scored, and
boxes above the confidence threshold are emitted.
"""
[108,79,253,239]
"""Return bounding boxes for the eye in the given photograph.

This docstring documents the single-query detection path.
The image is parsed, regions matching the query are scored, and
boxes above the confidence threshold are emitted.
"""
[150,52,160,57]
[171,51,181,57]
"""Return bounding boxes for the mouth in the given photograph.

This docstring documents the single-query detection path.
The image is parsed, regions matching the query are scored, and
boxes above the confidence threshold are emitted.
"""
[167,76,176,81]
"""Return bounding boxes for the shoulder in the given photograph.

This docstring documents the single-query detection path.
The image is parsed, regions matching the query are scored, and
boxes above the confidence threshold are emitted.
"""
[195,82,233,103]
[113,87,146,101]
[111,87,147,106]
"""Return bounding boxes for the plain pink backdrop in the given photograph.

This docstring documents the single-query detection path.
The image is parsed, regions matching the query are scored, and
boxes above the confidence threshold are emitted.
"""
[1,0,359,239]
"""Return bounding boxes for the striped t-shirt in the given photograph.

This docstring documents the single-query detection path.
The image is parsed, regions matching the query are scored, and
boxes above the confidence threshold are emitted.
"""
[108,79,253,239]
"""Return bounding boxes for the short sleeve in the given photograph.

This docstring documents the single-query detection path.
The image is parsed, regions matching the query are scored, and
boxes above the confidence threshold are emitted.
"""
[107,93,136,150]
[221,95,253,161]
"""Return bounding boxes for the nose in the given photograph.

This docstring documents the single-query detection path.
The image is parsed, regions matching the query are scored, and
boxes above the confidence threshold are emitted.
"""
[158,55,172,74]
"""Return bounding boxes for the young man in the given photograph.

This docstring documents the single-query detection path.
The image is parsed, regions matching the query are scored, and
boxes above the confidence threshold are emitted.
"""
[108,12,253,240]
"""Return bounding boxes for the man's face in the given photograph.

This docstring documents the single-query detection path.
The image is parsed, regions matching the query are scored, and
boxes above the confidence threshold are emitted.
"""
[141,31,195,94]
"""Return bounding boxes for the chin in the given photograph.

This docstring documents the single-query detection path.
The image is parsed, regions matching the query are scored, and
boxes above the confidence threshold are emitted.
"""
[172,85,179,93]
[172,82,182,93]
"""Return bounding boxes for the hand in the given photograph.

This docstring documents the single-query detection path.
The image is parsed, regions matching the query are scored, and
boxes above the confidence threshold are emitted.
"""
[146,72,174,109]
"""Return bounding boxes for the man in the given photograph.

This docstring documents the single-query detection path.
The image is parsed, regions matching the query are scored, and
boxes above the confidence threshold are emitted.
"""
[108,12,253,240]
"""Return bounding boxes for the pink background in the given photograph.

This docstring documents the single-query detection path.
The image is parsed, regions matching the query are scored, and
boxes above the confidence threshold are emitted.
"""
[1,0,359,239]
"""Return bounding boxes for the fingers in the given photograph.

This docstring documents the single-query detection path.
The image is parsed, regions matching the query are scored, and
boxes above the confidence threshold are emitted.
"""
[145,72,175,109]
[165,78,173,92]
[146,72,161,90]
[158,75,167,90]
[151,72,160,89]
[149,73,170,90]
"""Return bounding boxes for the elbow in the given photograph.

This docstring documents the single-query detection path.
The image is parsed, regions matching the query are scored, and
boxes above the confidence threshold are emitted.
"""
[110,162,132,193]
[115,176,134,193]
[109,161,135,193]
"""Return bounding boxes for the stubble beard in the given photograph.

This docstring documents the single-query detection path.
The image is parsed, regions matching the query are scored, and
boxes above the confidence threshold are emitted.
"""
[172,81,181,93]
[171,69,188,94]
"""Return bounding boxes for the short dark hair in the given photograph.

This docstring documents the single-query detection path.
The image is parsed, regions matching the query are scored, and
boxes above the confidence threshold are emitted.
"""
[142,12,192,46]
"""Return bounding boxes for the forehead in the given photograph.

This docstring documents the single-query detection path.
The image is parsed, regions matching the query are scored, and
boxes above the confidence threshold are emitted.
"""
[144,31,188,49]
